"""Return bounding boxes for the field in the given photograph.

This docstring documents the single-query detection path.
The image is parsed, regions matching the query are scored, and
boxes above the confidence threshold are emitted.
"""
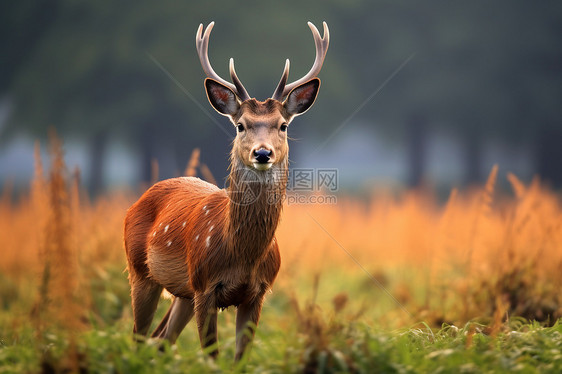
[1,139,562,373]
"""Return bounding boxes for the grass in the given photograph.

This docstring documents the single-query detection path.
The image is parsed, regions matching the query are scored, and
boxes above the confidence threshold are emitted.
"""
[0,135,561,372]
[2,293,562,372]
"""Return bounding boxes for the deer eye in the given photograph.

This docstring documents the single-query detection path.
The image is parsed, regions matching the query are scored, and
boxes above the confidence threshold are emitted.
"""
[237,124,245,132]
[280,124,288,132]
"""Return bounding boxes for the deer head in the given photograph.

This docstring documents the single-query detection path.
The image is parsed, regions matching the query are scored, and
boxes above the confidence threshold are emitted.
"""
[196,22,329,172]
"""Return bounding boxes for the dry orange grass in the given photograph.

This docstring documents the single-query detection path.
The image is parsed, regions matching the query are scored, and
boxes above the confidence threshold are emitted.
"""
[0,146,129,286]
[278,165,562,325]
[1,141,561,331]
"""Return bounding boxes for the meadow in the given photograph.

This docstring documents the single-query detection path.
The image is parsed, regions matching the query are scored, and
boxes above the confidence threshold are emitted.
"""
[1,137,561,373]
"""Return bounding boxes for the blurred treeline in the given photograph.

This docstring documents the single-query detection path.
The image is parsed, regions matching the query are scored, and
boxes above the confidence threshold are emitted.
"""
[1,1,561,193]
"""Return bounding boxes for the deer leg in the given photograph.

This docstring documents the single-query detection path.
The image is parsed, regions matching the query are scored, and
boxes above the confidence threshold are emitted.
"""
[130,277,163,338]
[194,292,218,358]
[235,294,265,361]
[152,297,195,344]
[151,297,174,338]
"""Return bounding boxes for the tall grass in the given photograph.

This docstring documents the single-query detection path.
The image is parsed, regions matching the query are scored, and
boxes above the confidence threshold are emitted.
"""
[2,142,561,326]
[0,137,561,371]
[0,134,131,371]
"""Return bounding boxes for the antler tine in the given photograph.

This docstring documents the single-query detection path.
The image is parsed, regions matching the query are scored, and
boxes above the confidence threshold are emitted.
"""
[229,58,250,101]
[273,21,330,100]
[196,22,250,100]
[272,59,290,101]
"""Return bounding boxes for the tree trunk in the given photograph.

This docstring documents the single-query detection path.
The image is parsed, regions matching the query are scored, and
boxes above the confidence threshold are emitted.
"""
[176,129,229,188]
[463,131,481,185]
[89,132,108,196]
[537,124,562,189]
[139,122,157,186]
[407,114,427,188]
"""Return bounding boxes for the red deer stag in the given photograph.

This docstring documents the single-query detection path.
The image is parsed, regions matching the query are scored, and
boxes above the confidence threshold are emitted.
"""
[124,21,329,360]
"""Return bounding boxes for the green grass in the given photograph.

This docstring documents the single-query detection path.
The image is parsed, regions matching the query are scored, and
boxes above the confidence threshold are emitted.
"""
[2,315,562,373]
[1,265,562,373]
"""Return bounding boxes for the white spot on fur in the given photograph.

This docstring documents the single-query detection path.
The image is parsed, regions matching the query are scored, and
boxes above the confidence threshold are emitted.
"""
[153,231,156,237]
[167,240,172,247]
[203,205,207,211]
[182,221,186,228]
[164,225,169,233]
[195,234,199,241]
[205,209,210,216]
[159,223,163,228]
[209,225,214,232]
[206,236,210,247]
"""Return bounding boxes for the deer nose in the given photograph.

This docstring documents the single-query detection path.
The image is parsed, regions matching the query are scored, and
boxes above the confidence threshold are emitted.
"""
[253,148,272,164]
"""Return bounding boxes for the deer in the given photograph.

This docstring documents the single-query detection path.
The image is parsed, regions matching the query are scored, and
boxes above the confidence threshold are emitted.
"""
[123,20,329,361]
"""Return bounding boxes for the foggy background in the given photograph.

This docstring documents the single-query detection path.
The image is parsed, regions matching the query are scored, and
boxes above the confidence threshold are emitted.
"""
[1,1,561,196]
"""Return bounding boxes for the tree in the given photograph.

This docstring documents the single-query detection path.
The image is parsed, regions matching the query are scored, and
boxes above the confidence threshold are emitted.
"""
[5,1,561,191]
[340,1,562,187]
[3,1,354,193]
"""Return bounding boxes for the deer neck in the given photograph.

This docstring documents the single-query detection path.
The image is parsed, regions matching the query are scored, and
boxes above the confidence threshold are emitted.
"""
[225,157,288,261]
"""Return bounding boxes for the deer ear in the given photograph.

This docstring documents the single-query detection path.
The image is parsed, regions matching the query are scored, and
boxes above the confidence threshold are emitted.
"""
[205,78,240,116]
[283,78,320,117]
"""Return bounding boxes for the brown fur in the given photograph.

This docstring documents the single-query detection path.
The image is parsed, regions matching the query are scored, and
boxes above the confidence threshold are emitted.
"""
[124,107,287,359]
[124,78,319,361]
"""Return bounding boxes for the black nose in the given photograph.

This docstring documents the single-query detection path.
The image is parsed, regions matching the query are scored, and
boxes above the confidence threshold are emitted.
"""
[253,149,272,163]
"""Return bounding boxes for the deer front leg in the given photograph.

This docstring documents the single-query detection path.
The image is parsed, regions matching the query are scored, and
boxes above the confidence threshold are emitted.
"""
[194,292,218,358]
[235,294,265,361]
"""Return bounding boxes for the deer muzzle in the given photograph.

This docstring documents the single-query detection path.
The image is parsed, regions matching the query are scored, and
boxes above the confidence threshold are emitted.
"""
[252,148,273,170]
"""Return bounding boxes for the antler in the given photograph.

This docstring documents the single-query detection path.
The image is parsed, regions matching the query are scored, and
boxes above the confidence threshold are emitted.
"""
[196,22,251,101]
[272,22,330,101]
